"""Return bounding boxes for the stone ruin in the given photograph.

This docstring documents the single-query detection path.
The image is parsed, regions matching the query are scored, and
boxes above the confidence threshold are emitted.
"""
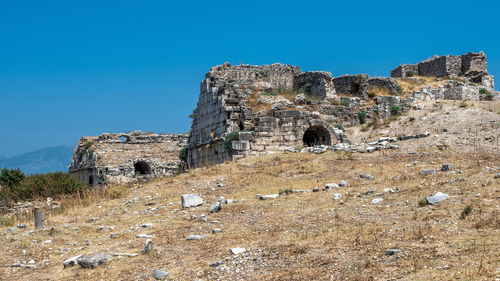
[70,51,497,183]
[185,52,497,168]
[390,51,494,91]
[69,132,187,185]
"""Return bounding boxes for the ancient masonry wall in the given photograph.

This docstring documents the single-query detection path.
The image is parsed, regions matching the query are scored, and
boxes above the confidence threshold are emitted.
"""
[390,51,494,91]
[69,132,188,185]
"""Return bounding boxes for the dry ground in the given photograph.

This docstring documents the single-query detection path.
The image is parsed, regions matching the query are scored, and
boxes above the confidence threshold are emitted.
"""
[1,101,499,281]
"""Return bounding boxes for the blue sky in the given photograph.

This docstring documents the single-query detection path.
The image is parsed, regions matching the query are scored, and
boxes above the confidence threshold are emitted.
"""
[0,0,499,156]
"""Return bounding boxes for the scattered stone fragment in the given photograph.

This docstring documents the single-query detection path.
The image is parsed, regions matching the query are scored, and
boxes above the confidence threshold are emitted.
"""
[181,194,203,208]
[494,173,500,178]
[333,193,342,200]
[210,201,222,213]
[230,247,246,255]
[17,224,26,229]
[141,239,153,254]
[209,261,223,267]
[256,194,280,200]
[324,183,339,190]
[109,233,118,239]
[383,188,395,193]
[441,164,452,172]
[63,255,82,268]
[312,188,320,192]
[76,254,112,269]
[212,228,222,234]
[426,192,450,204]
[186,235,208,240]
[140,223,153,228]
[136,234,154,238]
[360,173,374,180]
[371,198,383,204]
[217,183,225,188]
[339,180,348,187]
[199,214,208,222]
[385,249,402,256]
[112,253,138,257]
[152,269,169,280]
[419,169,436,176]
[217,196,227,204]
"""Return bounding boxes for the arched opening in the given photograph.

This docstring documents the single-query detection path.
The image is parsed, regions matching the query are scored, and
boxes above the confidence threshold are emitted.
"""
[238,122,245,131]
[134,161,151,175]
[303,126,331,147]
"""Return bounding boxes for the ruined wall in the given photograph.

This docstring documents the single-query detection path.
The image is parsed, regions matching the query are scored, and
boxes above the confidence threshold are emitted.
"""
[390,52,494,91]
[69,132,188,185]
[187,52,496,169]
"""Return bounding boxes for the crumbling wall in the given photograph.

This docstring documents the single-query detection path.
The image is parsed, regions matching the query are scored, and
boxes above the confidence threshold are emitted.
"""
[390,52,494,91]
[69,132,188,185]
[294,72,336,99]
[332,74,369,98]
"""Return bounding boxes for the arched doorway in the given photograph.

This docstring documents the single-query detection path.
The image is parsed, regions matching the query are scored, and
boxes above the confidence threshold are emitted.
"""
[303,126,331,146]
[134,161,151,175]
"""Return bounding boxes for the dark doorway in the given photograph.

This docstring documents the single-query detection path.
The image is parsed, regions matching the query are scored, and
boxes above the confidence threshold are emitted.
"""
[134,161,151,175]
[88,175,94,185]
[303,126,331,147]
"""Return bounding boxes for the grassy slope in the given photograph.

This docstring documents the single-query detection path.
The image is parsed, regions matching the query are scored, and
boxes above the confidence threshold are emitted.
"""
[1,101,499,281]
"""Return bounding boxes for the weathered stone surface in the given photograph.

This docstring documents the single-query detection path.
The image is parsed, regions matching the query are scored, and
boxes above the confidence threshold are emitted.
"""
[76,254,112,269]
[186,235,208,240]
[360,173,374,180]
[152,269,169,280]
[324,183,339,190]
[141,239,153,254]
[69,132,188,185]
[426,192,450,204]
[181,194,203,208]
[419,169,436,176]
[441,164,452,172]
[256,194,280,200]
[63,255,82,268]
[339,180,348,187]
[230,247,246,255]
[294,71,336,99]
[385,249,402,256]
[210,201,222,213]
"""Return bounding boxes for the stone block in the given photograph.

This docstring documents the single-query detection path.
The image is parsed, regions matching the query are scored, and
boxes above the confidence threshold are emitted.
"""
[181,194,203,208]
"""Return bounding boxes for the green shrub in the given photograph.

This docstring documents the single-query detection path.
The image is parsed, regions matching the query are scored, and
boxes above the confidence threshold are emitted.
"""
[1,172,85,202]
[179,147,188,162]
[341,99,350,107]
[224,131,240,150]
[0,168,24,188]
[357,110,367,124]
[479,88,489,95]
[460,205,473,219]
[418,199,429,207]
[188,113,197,119]
[405,70,415,77]
[335,124,344,131]
[390,105,401,116]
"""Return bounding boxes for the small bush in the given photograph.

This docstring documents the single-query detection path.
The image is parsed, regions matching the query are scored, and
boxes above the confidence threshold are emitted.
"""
[179,147,188,162]
[335,124,344,131]
[390,105,401,116]
[279,189,294,195]
[418,199,429,207]
[1,172,85,202]
[188,113,197,119]
[224,131,240,150]
[459,205,473,219]
[341,99,350,107]
[357,110,367,124]
[479,88,489,95]
[459,101,468,108]
[405,70,415,77]
[0,168,25,188]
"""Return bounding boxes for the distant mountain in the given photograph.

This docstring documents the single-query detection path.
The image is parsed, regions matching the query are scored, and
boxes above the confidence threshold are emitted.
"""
[0,146,74,175]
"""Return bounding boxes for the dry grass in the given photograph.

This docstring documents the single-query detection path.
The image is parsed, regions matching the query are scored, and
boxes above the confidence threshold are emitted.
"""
[1,148,499,280]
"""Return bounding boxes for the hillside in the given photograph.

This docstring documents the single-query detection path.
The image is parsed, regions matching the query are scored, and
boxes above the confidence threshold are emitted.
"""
[0,100,499,281]
[0,146,73,175]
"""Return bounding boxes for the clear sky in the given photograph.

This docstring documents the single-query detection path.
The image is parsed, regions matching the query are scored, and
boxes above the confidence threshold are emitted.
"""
[0,0,499,156]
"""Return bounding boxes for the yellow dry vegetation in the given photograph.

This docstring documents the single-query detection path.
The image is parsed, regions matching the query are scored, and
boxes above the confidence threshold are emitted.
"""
[1,147,499,280]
